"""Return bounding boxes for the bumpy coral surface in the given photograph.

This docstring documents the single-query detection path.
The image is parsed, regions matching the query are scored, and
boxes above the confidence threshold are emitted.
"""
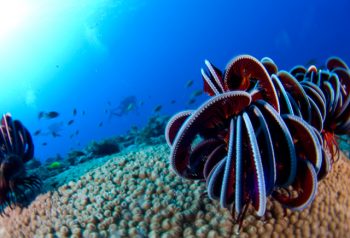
[0,144,349,238]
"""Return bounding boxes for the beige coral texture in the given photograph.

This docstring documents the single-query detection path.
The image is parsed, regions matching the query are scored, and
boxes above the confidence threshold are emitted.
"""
[0,144,349,238]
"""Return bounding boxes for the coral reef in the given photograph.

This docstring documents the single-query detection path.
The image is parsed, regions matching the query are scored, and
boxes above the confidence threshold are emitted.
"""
[111,114,169,149]
[0,144,349,237]
[24,114,169,194]
[67,150,86,165]
[72,114,168,160]
[131,115,170,145]
[86,139,120,157]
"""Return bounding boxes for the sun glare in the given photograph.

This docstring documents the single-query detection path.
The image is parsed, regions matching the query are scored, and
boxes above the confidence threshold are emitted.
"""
[0,1,32,41]
[0,0,121,109]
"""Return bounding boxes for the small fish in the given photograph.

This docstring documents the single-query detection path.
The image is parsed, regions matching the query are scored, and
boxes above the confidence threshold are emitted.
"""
[48,161,61,169]
[38,112,45,119]
[105,109,108,114]
[46,111,60,119]
[98,121,103,127]
[170,99,176,104]
[186,80,194,88]
[187,98,196,105]
[107,101,112,106]
[42,142,47,146]
[52,132,61,138]
[56,65,59,68]
[126,103,134,112]
[154,105,162,113]
[73,108,77,116]
[82,110,86,116]
[75,130,79,135]
[67,119,74,126]
[192,89,203,97]
[69,134,75,139]
[38,111,59,119]
[34,130,41,136]
[139,100,144,106]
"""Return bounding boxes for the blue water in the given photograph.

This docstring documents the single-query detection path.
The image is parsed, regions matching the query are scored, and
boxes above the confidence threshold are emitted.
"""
[0,0,349,161]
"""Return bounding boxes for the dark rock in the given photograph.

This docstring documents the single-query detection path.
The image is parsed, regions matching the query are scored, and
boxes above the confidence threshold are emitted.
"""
[86,139,120,157]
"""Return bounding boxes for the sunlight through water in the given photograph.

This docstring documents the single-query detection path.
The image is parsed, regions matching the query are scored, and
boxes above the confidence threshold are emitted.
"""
[0,0,119,108]
[0,1,32,42]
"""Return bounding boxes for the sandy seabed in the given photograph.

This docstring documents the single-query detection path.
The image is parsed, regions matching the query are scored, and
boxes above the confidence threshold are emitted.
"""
[0,144,349,238]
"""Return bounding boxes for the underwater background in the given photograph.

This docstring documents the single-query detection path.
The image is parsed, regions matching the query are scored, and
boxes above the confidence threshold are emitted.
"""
[0,1,350,237]
[0,0,349,162]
